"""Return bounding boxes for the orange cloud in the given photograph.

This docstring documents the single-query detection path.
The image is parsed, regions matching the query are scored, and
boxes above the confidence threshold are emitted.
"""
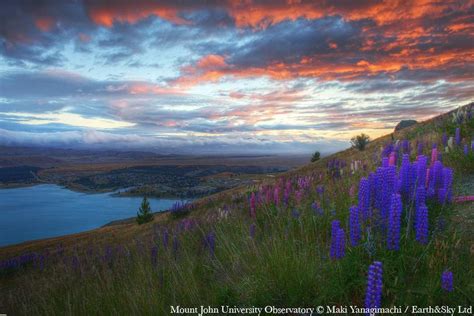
[85,1,191,27]
[35,17,55,32]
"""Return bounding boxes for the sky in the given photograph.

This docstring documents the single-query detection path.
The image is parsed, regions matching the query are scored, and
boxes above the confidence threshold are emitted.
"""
[0,0,473,154]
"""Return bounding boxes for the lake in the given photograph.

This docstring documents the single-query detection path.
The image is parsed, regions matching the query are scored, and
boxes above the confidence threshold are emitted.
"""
[0,184,182,247]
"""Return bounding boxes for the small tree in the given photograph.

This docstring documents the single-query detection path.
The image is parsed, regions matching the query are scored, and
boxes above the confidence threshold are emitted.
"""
[311,151,321,162]
[351,133,370,151]
[136,197,153,224]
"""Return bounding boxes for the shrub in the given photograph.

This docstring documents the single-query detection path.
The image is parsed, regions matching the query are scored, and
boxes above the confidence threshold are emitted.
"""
[351,133,370,151]
[311,151,321,162]
[136,197,154,224]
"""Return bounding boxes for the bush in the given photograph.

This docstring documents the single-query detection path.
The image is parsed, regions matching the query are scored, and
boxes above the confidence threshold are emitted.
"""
[311,151,321,162]
[351,133,370,151]
[136,197,154,224]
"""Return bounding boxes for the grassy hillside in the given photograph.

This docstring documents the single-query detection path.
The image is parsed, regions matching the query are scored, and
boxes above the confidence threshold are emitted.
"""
[0,103,473,315]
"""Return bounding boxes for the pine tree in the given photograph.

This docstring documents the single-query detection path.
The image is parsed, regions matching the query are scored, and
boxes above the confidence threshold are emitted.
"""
[136,197,153,224]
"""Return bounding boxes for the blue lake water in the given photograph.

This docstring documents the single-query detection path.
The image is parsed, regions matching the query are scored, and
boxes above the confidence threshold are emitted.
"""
[0,184,181,247]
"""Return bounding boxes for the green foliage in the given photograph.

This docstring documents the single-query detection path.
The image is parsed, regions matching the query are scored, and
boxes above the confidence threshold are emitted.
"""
[136,197,153,224]
[311,151,321,162]
[351,133,370,151]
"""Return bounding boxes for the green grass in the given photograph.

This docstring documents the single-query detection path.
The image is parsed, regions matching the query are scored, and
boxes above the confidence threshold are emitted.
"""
[1,104,473,315]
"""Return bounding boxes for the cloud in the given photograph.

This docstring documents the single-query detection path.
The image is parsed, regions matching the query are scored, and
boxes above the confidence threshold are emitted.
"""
[0,1,472,154]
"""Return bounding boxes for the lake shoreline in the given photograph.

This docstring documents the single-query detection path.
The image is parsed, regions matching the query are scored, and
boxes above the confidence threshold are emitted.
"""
[0,184,183,247]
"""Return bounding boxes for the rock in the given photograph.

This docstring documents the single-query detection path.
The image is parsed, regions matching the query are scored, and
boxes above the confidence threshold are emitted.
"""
[395,120,417,131]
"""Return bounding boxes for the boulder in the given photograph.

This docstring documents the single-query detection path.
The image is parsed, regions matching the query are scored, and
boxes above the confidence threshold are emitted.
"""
[395,120,417,132]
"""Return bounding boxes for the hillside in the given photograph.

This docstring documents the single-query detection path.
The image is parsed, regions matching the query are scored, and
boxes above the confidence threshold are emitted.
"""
[0,103,473,315]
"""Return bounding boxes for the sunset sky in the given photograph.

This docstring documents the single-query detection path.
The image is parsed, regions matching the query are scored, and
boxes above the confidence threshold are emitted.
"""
[0,0,472,154]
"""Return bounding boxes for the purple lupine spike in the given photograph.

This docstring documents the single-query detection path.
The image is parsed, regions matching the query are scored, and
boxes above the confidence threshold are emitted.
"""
[330,220,344,259]
[428,161,444,197]
[172,235,179,256]
[417,142,423,155]
[311,201,323,216]
[464,144,468,155]
[349,206,361,246]
[380,166,397,224]
[249,192,256,219]
[402,140,410,154]
[162,229,169,249]
[151,246,158,267]
[455,128,461,145]
[205,231,215,256]
[416,155,427,187]
[399,154,411,198]
[441,270,453,292]
[337,227,346,258]
[381,157,389,168]
[365,261,383,310]
[291,209,300,219]
[442,132,447,147]
[387,194,402,251]
[442,167,453,203]
[249,223,256,239]
[358,177,370,219]
[438,188,447,204]
[415,185,426,216]
[415,204,428,244]
[316,185,324,195]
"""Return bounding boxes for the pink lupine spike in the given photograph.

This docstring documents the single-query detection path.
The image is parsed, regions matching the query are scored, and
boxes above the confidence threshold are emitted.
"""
[454,196,474,203]
[431,148,438,164]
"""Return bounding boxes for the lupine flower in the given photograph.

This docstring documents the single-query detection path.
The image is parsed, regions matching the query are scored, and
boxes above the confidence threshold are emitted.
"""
[399,154,410,198]
[162,229,169,249]
[415,204,428,244]
[431,147,438,164]
[291,209,300,219]
[464,144,468,155]
[454,195,474,203]
[442,133,447,147]
[416,155,427,189]
[415,186,426,215]
[311,201,323,216]
[249,192,256,219]
[387,194,402,251]
[295,189,303,204]
[402,140,410,154]
[441,167,453,203]
[358,177,370,219]
[71,256,80,271]
[330,220,345,259]
[349,185,355,197]
[441,270,453,292]
[172,235,179,256]
[455,127,461,145]
[316,185,324,195]
[249,223,256,239]
[151,246,158,267]
[448,136,454,149]
[349,206,361,246]
[273,186,280,206]
[365,261,383,310]
[204,232,215,256]
[388,152,396,166]
[417,142,423,155]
